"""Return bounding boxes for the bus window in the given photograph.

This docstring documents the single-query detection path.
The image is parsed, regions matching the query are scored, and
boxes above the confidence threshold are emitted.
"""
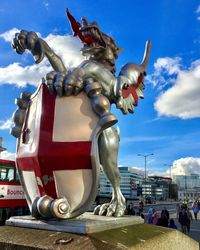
[0,166,14,182]
[15,169,20,182]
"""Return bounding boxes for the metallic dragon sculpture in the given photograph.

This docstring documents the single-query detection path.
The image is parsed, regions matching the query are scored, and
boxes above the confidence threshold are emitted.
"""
[11,9,151,219]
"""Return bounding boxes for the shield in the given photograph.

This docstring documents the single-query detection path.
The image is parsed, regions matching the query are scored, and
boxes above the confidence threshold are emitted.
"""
[15,83,104,219]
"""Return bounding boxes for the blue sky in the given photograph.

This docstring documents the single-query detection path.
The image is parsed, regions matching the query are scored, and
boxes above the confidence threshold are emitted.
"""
[0,0,200,177]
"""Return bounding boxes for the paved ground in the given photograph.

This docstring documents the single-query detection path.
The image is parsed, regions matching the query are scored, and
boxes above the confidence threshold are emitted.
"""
[172,211,200,244]
[143,204,200,245]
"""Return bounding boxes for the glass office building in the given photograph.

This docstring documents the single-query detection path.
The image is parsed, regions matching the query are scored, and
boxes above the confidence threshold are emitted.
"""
[99,166,143,198]
[174,174,200,189]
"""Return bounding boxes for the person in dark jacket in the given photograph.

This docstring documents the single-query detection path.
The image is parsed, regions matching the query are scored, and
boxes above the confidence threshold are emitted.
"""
[169,219,177,229]
[161,207,169,220]
[157,213,169,227]
[178,208,189,234]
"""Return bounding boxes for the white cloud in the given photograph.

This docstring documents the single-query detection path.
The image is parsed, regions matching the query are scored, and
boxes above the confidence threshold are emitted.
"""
[1,151,15,161]
[152,58,200,119]
[171,157,200,176]
[147,57,181,88]
[196,5,200,13]
[44,34,84,68]
[196,5,200,20]
[149,169,168,177]
[0,28,20,42]
[43,1,49,8]
[121,135,170,144]
[0,29,84,87]
[0,62,51,87]
[0,118,13,130]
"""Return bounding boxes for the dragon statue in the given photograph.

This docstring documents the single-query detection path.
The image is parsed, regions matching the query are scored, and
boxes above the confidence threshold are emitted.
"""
[11,9,151,219]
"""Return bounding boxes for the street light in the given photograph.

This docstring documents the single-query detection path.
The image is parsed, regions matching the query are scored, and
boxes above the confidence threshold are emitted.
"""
[163,164,172,181]
[164,164,173,199]
[137,153,154,203]
[0,137,6,159]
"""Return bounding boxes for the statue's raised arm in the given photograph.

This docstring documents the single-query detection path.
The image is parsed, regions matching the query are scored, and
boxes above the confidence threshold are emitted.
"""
[12,30,66,72]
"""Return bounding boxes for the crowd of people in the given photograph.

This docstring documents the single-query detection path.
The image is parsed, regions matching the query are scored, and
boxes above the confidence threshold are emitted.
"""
[147,206,177,229]
[177,201,199,234]
[126,200,200,234]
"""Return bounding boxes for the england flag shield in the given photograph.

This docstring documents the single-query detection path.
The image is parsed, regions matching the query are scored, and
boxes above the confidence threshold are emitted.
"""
[15,83,104,219]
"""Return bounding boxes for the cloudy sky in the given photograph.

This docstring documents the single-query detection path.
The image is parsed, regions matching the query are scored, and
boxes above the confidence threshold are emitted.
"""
[0,0,200,177]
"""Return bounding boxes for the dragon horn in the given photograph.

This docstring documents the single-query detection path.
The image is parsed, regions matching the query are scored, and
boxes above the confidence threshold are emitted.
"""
[141,40,151,70]
[66,8,81,37]
[66,8,85,42]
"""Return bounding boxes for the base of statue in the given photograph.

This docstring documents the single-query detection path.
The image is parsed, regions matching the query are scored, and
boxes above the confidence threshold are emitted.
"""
[6,212,143,234]
[1,219,199,250]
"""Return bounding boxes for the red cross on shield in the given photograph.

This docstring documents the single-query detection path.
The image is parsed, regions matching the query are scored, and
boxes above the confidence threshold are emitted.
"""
[16,83,103,218]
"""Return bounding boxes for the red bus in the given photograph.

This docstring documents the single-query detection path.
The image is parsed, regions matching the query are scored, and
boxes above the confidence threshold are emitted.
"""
[0,159,29,225]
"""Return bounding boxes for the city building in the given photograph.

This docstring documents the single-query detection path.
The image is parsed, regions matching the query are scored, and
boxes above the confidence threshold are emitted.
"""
[149,176,172,200]
[142,176,172,201]
[174,174,200,190]
[178,188,200,201]
[99,168,176,201]
[99,166,143,199]
[174,174,200,201]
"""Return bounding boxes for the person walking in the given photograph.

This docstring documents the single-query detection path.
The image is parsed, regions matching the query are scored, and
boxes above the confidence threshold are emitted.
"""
[157,213,169,227]
[138,201,144,215]
[147,207,153,224]
[127,203,135,216]
[192,203,199,220]
[161,207,169,225]
[176,203,181,218]
[152,208,158,225]
[178,208,189,234]
[186,208,193,233]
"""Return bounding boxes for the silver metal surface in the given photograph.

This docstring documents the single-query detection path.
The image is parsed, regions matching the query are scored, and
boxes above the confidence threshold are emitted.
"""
[95,127,126,216]
[11,12,151,219]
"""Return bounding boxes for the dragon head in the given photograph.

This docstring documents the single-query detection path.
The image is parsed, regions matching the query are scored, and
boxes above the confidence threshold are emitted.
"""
[115,41,151,114]
[66,9,122,73]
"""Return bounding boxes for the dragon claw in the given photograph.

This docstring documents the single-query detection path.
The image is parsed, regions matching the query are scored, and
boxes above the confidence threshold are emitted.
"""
[94,198,126,217]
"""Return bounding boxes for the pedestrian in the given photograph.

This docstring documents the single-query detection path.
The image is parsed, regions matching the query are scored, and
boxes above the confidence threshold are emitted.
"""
[169,218,177,229]
[157,213,168,227]
[147,207,153,224]
[127,203,135,216]
[138,201,144,215]
[192,203,199,220]
[186,208,193,233]
[176,203,181,218]
[161,207,169,224]
[197,200,200,210]
[178,208,189,234]
[152,208,158,225]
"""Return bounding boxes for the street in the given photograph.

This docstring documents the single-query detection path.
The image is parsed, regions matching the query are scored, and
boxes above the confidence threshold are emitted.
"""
[142,203,200,245]
[172,212,200,245]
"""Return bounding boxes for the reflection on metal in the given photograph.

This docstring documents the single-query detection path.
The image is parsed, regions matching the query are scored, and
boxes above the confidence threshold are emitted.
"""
[11,9,151,219]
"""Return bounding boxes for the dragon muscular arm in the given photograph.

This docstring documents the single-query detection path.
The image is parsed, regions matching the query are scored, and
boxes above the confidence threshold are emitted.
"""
[12,30,66,72]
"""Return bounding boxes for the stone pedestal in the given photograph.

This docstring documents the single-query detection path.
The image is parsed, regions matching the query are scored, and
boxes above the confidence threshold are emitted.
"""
[6,212,143,234]
[0,222,199,250]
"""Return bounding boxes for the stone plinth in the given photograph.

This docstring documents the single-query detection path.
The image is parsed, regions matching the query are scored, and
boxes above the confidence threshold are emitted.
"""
[0,223,199,250]
[6,212,143,234]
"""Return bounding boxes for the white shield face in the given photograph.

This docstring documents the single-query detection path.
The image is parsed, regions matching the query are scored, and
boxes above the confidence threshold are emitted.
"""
[16,83,103,218]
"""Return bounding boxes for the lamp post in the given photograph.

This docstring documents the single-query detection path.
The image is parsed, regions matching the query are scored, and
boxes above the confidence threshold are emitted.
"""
[164,164,172,181]
[0,137,6,159]
[138,153,154,203]
[185,174,187,200]
[164,164,172,199]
